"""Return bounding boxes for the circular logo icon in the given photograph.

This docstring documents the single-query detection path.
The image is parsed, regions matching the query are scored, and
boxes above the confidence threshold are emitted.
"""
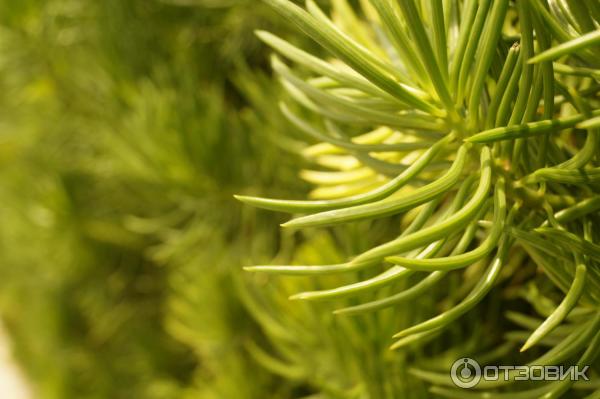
[450,358,481,388]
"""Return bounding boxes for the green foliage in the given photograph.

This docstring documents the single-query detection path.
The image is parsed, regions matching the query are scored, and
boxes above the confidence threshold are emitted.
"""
[2,0,600,398]
[239,0,600,397]
[0,0,312,398]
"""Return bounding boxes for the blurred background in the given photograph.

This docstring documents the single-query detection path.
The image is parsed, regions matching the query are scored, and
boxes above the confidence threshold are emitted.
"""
[0,0,309,397]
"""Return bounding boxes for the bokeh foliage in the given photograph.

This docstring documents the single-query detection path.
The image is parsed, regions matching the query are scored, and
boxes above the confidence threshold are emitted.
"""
[0,0,310,398]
